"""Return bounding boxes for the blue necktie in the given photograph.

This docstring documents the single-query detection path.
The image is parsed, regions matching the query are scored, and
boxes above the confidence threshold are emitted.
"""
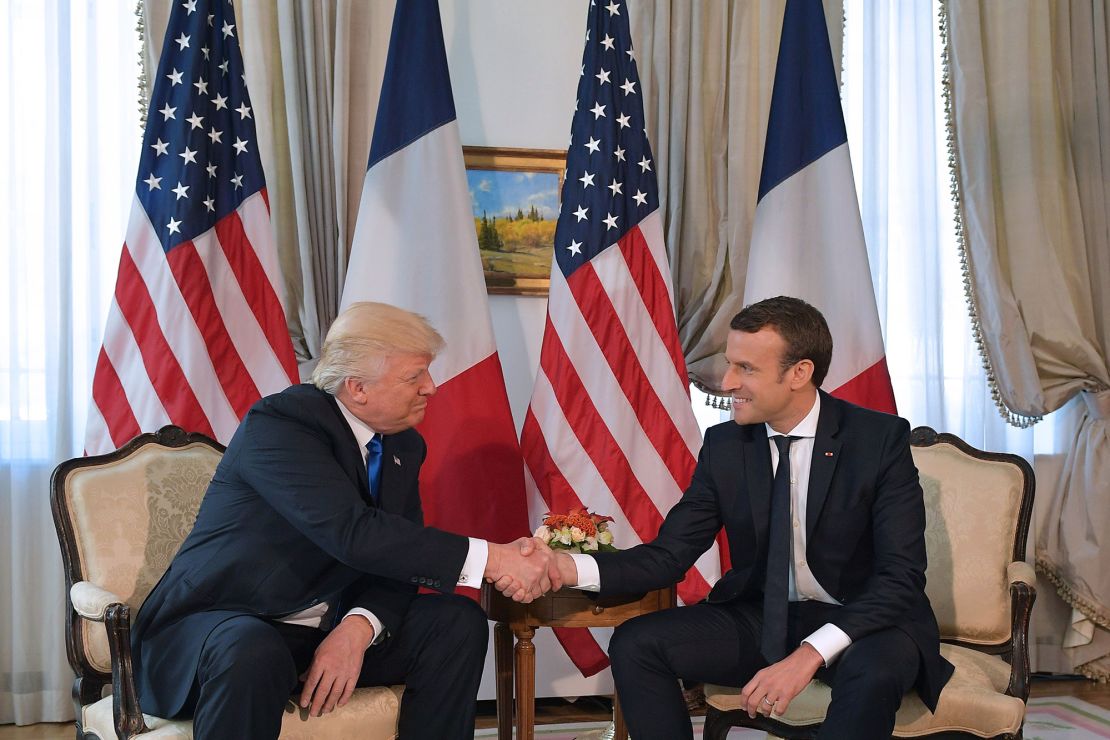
[762,435,797,664]
[366,434,383,503]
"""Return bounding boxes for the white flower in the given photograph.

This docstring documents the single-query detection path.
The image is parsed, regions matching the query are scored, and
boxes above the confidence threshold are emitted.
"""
[585,535,598,551]
[556,528,573,545]
[597,529,613,546]
[570,526,586,543]
[534,525,552,544]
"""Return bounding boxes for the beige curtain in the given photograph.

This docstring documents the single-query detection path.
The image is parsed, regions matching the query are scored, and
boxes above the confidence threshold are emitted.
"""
[142,0,393,368]
[944,0,1110,679]
[628,0,843,396]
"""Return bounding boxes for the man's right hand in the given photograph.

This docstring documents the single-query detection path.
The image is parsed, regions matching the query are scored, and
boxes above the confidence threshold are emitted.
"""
[554,551,578,587]
[484,537,561,602]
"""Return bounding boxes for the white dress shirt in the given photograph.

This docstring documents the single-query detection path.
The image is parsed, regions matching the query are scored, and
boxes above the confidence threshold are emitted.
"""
[278,399,488,644]
[570,393,852,665]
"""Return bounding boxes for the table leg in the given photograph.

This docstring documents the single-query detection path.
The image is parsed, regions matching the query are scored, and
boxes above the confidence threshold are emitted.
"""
[613,692,628,740]
[493,622,513,740]
[512,624,536,740]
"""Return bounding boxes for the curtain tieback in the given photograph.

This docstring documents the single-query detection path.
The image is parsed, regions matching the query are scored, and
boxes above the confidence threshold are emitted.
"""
[1082,389,1110,420]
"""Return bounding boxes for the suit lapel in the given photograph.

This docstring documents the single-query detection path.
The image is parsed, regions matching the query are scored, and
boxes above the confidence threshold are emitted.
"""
[378,435,415,513]
[321,393,375,502]
[741,423,774,553]
[806,391,843,541]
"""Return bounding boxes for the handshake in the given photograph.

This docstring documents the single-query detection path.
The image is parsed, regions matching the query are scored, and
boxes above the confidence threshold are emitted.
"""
[483,537,578,603]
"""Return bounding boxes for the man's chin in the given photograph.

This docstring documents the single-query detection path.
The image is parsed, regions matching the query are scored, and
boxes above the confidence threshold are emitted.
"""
[731,402,760,425]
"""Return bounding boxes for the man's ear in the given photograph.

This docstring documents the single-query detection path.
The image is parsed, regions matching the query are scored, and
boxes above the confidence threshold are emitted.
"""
[790,360,815,390]
[342,376,367,403]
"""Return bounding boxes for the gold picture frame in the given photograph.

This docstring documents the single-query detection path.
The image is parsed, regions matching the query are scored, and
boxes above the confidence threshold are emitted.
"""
[462,146,566,296]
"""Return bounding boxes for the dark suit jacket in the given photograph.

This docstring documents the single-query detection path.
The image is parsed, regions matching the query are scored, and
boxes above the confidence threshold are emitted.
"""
[131,384,470,718]
[593,392,953,710]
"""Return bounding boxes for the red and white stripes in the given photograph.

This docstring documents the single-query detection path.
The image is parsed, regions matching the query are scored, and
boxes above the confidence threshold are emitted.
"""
[524,210,720,608]
[86,191,298,454]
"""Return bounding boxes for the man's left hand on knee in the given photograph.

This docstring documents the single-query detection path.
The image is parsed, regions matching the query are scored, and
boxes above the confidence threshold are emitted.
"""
[299,615,374,716]
[738,643,824,718]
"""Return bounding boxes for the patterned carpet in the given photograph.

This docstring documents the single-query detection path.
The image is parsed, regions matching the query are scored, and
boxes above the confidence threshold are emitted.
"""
[474,696,1110,739]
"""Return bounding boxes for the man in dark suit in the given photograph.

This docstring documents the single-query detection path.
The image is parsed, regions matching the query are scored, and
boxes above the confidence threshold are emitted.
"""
[553,296,953,740]
[132,301,558,740]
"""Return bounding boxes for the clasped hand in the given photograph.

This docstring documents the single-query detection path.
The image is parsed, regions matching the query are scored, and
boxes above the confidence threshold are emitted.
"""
[484,536,563,602]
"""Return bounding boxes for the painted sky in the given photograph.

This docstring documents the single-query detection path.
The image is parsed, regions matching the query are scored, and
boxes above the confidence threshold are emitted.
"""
[466,169,560,220]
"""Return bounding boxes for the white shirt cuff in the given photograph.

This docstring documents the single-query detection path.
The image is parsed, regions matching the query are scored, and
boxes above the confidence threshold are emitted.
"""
[457,538,488,587]
[569,553,601,591]
[802,623,852,665]
[342,608,386,646]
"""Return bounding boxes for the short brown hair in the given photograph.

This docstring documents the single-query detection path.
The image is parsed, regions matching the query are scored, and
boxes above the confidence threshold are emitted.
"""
[730,296,833,387]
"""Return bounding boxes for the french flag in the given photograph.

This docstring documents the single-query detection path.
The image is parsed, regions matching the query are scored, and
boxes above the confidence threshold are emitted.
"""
[340,0,529,547]
[745,0,897,413]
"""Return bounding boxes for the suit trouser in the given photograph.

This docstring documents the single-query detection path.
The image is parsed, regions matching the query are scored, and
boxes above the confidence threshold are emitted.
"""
[609,600,921,740]
[179,594,488,740]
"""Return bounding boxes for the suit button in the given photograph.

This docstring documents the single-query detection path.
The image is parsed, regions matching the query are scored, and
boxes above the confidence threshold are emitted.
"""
[419,577,427,585]
[433,580,441,588]
[410,577,418,584]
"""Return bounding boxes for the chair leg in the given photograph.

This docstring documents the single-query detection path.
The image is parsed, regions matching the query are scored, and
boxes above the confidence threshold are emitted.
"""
[703,707,733,740]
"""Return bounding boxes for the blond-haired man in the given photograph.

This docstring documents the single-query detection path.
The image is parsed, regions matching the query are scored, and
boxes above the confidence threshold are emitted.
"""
[131,302,556,740]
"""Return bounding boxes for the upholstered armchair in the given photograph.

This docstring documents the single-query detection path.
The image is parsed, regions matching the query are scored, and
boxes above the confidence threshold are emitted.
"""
[703,427,1036,740]
[51,425,404,740]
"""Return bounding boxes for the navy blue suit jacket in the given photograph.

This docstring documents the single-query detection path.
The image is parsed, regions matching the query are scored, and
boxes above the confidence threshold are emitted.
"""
[131,384,470,717]
[593,392,953,710]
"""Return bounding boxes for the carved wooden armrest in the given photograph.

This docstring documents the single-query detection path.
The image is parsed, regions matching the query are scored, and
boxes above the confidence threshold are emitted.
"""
[70,582,149,739]
[1005,564,1037,702]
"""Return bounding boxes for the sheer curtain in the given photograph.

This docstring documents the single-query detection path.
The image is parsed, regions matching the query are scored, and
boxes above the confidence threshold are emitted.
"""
[842,0,1048,455]
[0,1,140,724]
[841,0,1074,671]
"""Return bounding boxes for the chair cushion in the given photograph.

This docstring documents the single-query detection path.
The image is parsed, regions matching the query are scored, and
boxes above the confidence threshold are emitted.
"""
[81,685,403,739]
[704,644,1026,737]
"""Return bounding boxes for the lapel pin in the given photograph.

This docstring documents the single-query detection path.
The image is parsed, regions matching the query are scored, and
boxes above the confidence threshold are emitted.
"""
[393,455,401,466]
[824,451,834,457]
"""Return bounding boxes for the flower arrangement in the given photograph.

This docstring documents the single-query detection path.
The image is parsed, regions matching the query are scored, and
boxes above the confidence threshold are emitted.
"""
[534,508,618,554]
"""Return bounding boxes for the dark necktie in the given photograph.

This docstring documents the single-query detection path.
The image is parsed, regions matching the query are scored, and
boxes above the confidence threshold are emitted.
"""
[366,434,383,503]
[761,434,797,664]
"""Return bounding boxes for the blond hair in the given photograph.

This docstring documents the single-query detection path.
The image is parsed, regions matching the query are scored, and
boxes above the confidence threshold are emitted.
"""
[310,302,445,394]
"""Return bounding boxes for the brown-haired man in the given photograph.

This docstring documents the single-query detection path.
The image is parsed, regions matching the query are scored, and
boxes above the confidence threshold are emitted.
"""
[555,296,952,740]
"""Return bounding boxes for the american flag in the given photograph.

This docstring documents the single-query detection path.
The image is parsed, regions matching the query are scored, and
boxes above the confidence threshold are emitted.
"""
[521,0,723,674]
[85,0,298,454]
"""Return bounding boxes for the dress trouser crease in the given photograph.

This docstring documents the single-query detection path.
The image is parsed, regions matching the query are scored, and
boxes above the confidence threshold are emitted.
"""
[181,595,488,740]
[609,600,921,740]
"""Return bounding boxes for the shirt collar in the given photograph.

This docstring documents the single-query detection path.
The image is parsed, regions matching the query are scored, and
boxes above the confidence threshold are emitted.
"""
[336,397,379,450]
[764,392,820,440]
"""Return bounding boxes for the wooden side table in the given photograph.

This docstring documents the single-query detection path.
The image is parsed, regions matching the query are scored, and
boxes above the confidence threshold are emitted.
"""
[481,583,676,740]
